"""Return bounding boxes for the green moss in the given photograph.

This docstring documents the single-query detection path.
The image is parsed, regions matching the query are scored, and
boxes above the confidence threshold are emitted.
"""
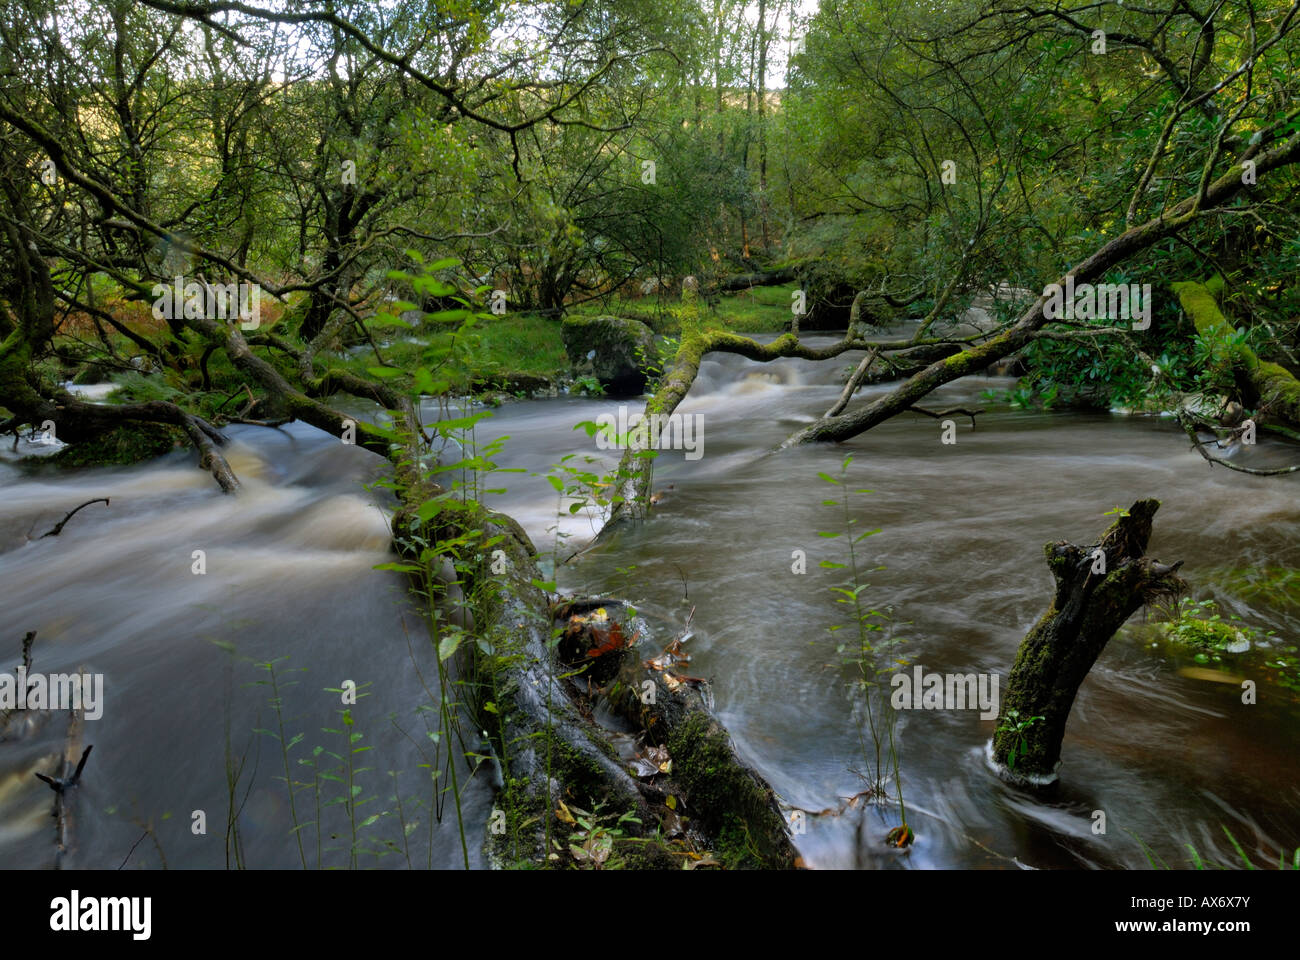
[714,814,766,870]
[487,774,547,869]
[50,421,184,467]
[1255,360,1300,406]
[1171,281,1227,337]
[663,711,792,868]
[612,837,681,870]
[1173,280,1300,424]
[549,737,621,803]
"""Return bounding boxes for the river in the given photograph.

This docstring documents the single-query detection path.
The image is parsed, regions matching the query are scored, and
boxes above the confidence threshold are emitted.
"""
[2,333,1297,868]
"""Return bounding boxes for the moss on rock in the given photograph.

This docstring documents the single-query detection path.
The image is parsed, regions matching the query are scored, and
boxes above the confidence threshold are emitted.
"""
[50,421,183,467]
[560,315,656,397]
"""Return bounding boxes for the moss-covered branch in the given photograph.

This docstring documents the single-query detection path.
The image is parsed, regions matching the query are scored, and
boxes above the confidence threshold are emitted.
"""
[782,130,1300,447]
[1172,280,1300,430]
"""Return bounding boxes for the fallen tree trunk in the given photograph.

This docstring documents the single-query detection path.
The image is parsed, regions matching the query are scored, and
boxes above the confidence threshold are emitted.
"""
[606,330,879,520]
[710,266,799,293]
[391,491,797,868]
[781,130,1300,448]
[613,665,799,868]
[852,342,963,386]
[991,499,1185,783]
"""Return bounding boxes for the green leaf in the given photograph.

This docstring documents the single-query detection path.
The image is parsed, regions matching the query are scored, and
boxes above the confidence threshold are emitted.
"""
[415,499,444,523]
[438,634,463,662]
[436,413,490,432]
[425,309,471,324]
[367,313,411,329]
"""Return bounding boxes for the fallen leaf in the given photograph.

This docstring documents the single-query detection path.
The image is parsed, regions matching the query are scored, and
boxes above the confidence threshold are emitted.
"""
[663,669,707,691]
[586,623,639,658]
[628,743,672,779]
[1177,666,1245,684]
[684,855,721,870]
[659,807,684,838]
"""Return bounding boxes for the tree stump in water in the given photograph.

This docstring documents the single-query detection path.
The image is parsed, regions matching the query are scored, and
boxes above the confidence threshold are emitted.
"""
[991,499,1184,784]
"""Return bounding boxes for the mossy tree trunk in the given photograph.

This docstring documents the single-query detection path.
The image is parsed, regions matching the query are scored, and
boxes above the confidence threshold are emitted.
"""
[1172,280,1300,430]
[606,329,892,521]
[992,499,1185,782]
[392,490,798,868]
[616,667,799,868]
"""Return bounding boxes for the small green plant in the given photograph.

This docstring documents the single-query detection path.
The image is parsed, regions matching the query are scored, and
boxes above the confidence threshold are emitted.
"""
[251,658,309,869]
[818,454,911,844]
[1153,596,1275,657]
[561,801,642,869]
[1132,825,1300,870]
[995,708,1043,771]
[573,374,605,396]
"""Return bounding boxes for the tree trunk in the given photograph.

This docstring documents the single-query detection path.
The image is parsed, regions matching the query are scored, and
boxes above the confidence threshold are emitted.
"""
[710,266,798,293]
[991,499,1184,783]
[606,330,875,520]
[1173,280,1300,430]
[756,0,770,252]
[783,130,1300,448]
[391,492,798,868]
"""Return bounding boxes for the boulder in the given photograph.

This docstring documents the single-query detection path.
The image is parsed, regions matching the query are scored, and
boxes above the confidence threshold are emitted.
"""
[561,315,657,397]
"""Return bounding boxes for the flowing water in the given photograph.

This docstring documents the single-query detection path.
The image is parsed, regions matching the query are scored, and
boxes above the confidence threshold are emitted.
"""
[1,423,492,869]
[3,333,1298,868]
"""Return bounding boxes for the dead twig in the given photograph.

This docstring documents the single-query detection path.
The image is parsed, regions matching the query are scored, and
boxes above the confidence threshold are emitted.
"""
[908,405,984,429]
[1176,410,1300,476]
[40,498,109,538]
[35,744,93,794]
[223,416,292,428]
